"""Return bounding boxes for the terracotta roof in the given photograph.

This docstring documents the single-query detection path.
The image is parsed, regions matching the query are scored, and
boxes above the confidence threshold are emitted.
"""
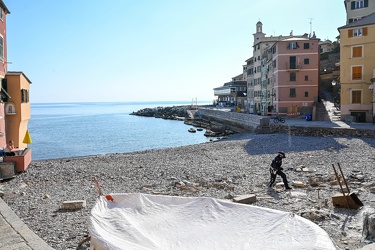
[338,12,375,30]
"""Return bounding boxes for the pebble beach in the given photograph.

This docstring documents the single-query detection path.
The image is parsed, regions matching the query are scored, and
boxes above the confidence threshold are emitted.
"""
[1,132,375,250]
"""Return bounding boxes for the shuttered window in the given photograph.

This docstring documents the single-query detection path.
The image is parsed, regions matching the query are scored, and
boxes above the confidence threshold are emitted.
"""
[352,66,362,80]
[352,90,361,104]
[349,27,368,37]
[363,27,368,35]
[21,89,29,103]
[290,72,296,81]
[290,88,296,97]
[352,46,363,57]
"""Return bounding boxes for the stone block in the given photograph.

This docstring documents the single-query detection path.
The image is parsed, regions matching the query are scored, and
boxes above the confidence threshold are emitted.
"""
[233,194,256,204]
[0,162,16,180]
[60,200,86,210]
[292,181,305,187]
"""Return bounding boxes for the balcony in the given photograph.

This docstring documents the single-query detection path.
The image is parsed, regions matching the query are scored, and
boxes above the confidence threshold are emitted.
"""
[285,63,301,71]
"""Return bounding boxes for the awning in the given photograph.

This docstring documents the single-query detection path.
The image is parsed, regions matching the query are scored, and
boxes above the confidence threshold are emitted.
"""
[1,87,10,99]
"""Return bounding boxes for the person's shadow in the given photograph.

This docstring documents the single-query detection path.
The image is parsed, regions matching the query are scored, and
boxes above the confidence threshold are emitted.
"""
[266,187,282,200]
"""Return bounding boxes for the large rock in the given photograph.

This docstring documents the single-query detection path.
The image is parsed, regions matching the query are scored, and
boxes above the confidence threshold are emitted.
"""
[363,208,375,241]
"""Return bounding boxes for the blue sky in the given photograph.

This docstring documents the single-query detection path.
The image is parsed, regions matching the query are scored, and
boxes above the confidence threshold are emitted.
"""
[5,0,346,103]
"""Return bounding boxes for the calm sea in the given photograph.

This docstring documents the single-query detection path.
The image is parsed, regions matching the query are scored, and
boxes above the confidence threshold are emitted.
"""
[28,101,213,160]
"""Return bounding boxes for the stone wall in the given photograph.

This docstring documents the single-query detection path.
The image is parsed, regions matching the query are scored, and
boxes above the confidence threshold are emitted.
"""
[195,108,265,132]
[195,108,375,138]
[270,124,375,138]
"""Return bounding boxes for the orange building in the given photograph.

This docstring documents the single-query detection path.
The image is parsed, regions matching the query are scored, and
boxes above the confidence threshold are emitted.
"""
[0,1,32,175]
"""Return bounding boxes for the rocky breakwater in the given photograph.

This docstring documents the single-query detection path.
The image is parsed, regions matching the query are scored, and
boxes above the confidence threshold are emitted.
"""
[130,106,189,120]
[131,106,237,137]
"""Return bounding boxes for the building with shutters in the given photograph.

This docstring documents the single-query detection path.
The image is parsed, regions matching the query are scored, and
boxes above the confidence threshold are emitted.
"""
[248,21,320,116]
[0,1,32,173]
[338,12,375,123]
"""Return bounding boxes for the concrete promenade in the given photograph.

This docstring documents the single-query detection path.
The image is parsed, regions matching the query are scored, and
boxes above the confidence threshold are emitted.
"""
[282,117,375,130]
[0,198,54,250]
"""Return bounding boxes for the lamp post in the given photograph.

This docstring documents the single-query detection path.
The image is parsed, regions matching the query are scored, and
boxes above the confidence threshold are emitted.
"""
[331,79,341,109]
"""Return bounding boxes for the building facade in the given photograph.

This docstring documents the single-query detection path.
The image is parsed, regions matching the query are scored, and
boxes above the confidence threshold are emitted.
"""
[345,0,375,24]
[247,21,319,116]
[0,1,9,147]
[338,12,375,123]
[4,71,32,148]
[213,73,247,109]
[251,21,286,115]
[271,37,320,114]
[0,1,33,173]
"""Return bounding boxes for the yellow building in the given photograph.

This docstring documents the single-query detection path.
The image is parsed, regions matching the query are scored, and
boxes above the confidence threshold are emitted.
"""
[338,12,375,123]
[4,71,32,148]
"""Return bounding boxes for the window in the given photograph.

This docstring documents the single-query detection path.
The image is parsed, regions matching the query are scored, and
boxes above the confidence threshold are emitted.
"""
[352,46,363,57]
[289,56,296,69]
[351,90,361,104]
[352,66,362,80]
[349,17,361,23]
[304,92,308,97]
[305,75,309,81]
[289,42,298,49]
[351,0,368,9]
[354,28,362,37]
[0,36,3,60]
[273,60,276,68]
[290,88,296,97]
[290,72,296,81]
[303,43,310,49]
[349,27,368,37]
[304,58,310,64]
[0,7,2,20]
[21,89,29,103]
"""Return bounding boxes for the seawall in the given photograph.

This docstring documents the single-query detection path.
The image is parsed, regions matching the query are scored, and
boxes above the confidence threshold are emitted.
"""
[195,108,266,132]
[194,108,375,138]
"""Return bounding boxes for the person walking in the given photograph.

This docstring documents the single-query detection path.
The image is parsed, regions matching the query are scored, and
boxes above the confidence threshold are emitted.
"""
[269,151,292,190]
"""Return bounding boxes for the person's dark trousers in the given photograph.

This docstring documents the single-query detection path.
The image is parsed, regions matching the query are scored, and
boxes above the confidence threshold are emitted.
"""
[269,168,290,188]
[277,170,290,188]
[269,168,276,187]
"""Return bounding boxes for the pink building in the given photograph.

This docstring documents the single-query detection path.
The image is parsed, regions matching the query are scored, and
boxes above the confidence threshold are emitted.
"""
[271,37,320,115]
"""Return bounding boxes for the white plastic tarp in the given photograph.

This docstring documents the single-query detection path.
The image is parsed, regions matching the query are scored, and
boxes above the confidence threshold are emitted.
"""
[89,193,338,250]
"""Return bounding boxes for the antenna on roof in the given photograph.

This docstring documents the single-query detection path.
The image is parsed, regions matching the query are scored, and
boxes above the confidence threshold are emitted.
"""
[309,18,314,37]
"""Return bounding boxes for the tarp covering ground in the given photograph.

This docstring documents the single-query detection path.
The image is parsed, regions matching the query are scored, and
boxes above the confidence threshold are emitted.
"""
[89,193,338,250]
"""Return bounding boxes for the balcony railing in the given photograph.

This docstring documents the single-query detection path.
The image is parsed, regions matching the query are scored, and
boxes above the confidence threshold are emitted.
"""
[285,63,301,71]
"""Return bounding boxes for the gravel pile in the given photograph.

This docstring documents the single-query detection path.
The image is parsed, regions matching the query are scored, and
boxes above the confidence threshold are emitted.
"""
[1,133,375,250]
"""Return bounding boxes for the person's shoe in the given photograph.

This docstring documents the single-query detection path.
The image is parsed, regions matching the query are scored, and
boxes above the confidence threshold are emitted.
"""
[285,186,292,190]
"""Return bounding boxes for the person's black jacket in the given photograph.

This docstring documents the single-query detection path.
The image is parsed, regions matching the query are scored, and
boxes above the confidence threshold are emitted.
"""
[270,155,283,171]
